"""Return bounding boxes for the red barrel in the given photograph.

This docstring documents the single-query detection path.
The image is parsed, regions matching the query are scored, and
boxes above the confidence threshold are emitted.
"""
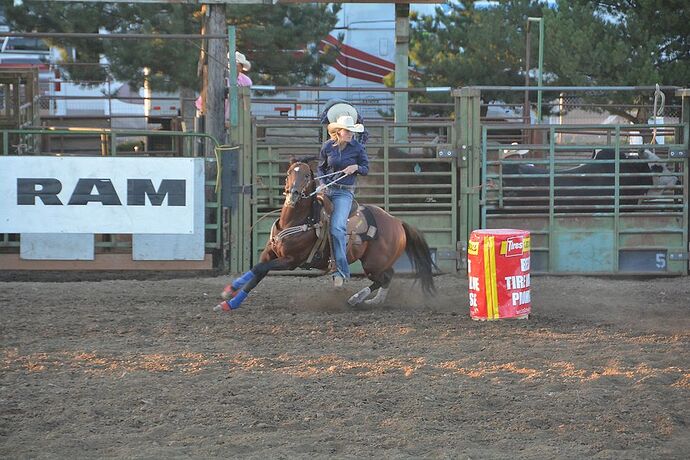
[467,229,531,320]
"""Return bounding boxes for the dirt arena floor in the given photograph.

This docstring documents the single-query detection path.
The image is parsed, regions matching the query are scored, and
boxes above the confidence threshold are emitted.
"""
[1,272,689,458]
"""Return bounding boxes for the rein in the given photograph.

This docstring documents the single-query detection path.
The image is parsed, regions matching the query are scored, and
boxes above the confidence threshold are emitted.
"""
[273,162,347,243]
[308,171,349,197]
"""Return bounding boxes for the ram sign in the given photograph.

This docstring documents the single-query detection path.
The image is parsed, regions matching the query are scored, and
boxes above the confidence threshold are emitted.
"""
[0,156,202,234]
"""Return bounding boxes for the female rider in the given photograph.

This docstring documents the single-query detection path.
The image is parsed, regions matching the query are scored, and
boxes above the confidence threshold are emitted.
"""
[316,115,369,287]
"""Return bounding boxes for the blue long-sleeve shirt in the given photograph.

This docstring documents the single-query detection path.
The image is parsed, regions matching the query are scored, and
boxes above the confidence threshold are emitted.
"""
[317,138,369,187]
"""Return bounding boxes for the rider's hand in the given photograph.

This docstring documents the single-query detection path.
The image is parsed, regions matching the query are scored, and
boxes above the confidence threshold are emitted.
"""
[343,165,359,175]
[315,184,326,193]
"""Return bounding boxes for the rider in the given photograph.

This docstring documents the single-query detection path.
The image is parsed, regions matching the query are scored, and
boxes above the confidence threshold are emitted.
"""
[316,115,369,287]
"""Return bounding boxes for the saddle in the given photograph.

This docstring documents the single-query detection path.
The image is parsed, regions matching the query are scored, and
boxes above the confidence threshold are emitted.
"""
[302,193,378,268]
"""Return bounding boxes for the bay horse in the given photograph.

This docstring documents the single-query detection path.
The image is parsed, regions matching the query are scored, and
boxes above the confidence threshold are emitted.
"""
[215,158,436,311]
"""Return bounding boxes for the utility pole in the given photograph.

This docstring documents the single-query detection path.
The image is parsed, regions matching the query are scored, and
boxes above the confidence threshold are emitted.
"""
[394,2,410,143]
[524,17,544,127]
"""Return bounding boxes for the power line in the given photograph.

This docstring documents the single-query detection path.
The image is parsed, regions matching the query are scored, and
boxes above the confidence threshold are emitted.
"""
[1,32,227,39]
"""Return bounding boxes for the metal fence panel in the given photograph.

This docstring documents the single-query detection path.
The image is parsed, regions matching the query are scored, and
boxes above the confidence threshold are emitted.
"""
[250,120,458,273]
[481,122,688,274]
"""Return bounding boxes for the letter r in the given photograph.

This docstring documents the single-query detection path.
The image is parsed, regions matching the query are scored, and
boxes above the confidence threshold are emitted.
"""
[17,178,63,205]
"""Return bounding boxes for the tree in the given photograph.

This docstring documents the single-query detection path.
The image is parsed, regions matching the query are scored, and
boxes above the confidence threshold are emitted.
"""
[542,0,690,122]
[1,1,340,90]
[411,1,541,88]
[407,0,543,116]
[228,3,340,86]
[408,0,689,122]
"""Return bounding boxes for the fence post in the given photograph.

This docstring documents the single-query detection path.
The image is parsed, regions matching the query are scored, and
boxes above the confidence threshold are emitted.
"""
[239,86,253,272]
[455,87,482,269]
[679,88,690,147]
[678,89,690,274]
[223,86,253,274]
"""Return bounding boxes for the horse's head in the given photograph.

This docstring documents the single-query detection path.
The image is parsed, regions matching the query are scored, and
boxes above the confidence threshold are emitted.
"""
[284,160,315,208]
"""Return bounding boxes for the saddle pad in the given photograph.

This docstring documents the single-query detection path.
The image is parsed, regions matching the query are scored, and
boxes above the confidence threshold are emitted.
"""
[347,205,377,241]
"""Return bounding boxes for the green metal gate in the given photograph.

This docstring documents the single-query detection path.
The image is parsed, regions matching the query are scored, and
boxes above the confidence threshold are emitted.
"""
[246,119,459,273]
[476,90,690,275]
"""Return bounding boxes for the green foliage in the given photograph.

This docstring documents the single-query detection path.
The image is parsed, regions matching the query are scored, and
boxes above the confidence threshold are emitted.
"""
[1,1,339,91]
[227,3,339,86]
[410,0,542,104]
[409,0,689,120]
[543,0,690,86]
[407,0,544,116]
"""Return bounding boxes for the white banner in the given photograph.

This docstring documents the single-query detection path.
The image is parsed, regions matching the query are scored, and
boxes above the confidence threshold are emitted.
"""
[0,156,202,234]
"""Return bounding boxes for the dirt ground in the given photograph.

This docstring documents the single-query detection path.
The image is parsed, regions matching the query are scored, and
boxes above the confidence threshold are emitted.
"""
[1,272,689,458]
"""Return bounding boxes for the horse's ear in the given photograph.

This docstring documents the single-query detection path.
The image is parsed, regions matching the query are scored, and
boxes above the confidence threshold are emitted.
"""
[297,155,318,164]
[289,156,298,165]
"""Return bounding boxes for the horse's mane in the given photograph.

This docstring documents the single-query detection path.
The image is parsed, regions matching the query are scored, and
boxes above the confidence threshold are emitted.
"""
[291,155,318,165]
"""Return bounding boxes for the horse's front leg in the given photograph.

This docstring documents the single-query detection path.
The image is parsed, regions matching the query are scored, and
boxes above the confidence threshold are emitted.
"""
[215,254,294,312]
[221,246,276,300]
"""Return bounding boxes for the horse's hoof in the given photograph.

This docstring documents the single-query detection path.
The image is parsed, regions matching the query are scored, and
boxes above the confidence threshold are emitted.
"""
[347,287,372,306]
[220,285,239,300]
[364,287,389,305]
[213,301,231,312]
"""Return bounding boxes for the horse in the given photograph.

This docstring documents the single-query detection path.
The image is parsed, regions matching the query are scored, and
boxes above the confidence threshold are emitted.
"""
[214,158,437,311]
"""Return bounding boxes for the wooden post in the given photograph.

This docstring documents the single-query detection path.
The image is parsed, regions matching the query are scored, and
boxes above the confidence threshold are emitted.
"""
[205,3,228,147]
[203,4,229,271]
[227,26,238,131]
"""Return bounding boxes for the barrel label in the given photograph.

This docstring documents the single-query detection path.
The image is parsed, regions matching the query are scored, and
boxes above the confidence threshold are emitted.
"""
[499,236,530,257]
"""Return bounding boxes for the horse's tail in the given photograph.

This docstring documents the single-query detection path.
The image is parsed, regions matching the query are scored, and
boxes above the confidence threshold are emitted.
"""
[402,221,437,296]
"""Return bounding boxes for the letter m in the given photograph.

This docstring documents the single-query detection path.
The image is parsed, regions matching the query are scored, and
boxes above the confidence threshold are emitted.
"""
[127,179,186,206]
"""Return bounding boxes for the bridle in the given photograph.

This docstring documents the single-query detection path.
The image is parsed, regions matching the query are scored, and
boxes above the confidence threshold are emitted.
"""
[284,163,315,207]
[283,162,351,207]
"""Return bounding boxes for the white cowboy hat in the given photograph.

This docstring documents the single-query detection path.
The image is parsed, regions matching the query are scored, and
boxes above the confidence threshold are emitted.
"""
[500,142,529,160]
[326,102,359,123]
[328,115,364,133]
[235,51,251,71]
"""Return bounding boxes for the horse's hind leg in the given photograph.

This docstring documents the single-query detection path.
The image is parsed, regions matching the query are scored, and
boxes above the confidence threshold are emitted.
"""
[347,268,393,306]
[364,268,393,305]
[347,282,375,306]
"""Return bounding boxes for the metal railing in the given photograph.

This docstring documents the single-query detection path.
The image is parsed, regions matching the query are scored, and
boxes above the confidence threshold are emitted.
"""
[481,122,688,274]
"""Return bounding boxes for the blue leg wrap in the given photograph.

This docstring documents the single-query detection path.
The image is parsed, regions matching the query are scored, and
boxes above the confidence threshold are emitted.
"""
[231,270,255,290]
[228,290,248,309]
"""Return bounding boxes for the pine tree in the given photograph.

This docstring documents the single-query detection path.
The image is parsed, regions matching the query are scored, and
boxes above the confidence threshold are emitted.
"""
[408,0,689,121]
[2,1,340,91]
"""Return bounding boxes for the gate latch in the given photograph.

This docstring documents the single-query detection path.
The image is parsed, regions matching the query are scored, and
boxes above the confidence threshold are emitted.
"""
[669,149,688,158]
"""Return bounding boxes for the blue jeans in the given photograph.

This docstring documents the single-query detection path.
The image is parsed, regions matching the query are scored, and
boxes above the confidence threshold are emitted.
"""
[328,188,353,279]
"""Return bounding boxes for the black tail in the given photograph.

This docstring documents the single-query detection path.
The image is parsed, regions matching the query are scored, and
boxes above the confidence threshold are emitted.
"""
[402,221,437,296]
